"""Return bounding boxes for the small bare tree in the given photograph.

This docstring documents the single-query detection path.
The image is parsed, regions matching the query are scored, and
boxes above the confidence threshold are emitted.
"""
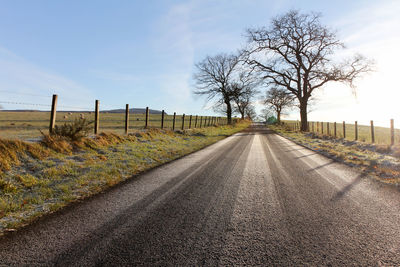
[245,10,373,131]
[260,107,274,123]
[193,53,240,124]
[264,88,294,124]
[244,104,257,120]
[231,72,260,119]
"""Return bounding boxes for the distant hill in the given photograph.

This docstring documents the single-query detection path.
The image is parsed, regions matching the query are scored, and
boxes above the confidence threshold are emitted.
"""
[0,108,165,114]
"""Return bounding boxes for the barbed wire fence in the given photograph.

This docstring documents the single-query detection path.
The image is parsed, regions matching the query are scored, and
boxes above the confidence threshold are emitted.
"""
[283,119,399,146]
[0,93,230,141]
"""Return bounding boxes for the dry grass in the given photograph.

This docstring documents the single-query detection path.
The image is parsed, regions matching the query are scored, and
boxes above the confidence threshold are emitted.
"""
[0,138,49,174]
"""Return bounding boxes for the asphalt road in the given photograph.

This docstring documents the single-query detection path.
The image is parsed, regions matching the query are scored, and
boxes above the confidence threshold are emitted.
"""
[1,125,400,266]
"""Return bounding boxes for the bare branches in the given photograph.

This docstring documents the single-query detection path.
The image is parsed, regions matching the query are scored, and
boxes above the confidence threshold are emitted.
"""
[193,53,240,124]
[244,9,373,130]
[263,87,295,123]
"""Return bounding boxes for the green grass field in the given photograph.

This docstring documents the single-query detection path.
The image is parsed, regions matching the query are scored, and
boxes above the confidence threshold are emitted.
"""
[283,120,400,145]
[0,111,222,140]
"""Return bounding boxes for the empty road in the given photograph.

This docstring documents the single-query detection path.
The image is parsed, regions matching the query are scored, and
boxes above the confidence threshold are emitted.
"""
[1,125,400,266]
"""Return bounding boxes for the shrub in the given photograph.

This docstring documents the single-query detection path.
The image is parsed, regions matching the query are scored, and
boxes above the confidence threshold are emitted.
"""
[51,118,93,141]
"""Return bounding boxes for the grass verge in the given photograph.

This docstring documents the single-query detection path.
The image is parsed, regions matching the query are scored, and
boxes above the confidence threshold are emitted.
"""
[269,124,400,185]
[0,121,250,235]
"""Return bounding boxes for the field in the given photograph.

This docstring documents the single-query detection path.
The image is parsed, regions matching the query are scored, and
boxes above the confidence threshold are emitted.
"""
[0,111,215,141]
[283,120,400,145]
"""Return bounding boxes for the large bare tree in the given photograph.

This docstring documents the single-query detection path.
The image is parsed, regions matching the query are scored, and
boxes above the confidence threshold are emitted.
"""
[245,10,372,131]
[264,87,294,124]
[193,53,240,124]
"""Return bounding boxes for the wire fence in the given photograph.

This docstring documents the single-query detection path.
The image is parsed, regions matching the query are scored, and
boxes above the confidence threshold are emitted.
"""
[0,94,231,141]
[283,119,400,146]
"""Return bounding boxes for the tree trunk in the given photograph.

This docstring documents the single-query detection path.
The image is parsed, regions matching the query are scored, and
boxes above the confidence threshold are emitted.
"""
[300,100,308,131]
[226,100,232,124]
[240,111,244,120]
[277,111,281,124]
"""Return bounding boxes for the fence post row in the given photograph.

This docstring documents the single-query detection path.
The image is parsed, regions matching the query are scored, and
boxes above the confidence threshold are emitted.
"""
[189,115,192,129]
[195,115,198,128]
[125,104,129,134]
[391,119,394,146]
[49,94,58,133]
[161,110,165,129]
[172,112,176,131]
[182,114,185,130]
[94,100,100,134]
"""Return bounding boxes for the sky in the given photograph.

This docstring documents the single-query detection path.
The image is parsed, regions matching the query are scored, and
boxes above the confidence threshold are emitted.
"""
[0,0,399,126]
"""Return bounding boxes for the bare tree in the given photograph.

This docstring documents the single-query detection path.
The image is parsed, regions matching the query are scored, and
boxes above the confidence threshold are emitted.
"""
[231,72,260,119]
[245,10,373,131]
[260,107,274,123]
[264,87,294,124]
[193,53,240,124]
[244,104,257,120]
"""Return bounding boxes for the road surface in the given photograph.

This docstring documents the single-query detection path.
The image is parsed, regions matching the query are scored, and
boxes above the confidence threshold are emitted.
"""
[1,125,400,266]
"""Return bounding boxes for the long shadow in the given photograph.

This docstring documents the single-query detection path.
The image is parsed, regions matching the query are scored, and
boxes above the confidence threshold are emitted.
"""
[330,171,369,202]
[307,161,335,172]
[294,153,317,159]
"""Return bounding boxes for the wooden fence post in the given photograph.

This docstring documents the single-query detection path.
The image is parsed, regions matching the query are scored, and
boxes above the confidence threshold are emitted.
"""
[371,120,375,143]
[94,100,99,134]
[327,122,330,136]
[195,115,198,128]
[125,104,129,134]
[391,119,394,146]
[49,94,58,133]
[312,122,314,132]
[182,114,185,130]
[355,121,358,141]
[321,122,324,134]
[161,110,165,129]
[189,115,192,129]
[343,121,346,139]
[334,122,337,138]
[172,112,176,131]
[145,107,149,128]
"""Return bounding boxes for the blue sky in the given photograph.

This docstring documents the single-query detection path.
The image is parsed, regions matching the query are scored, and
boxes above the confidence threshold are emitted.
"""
[0,0,399,125]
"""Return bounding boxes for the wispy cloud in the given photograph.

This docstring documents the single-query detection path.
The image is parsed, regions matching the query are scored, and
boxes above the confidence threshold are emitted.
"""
[0,47,94,110]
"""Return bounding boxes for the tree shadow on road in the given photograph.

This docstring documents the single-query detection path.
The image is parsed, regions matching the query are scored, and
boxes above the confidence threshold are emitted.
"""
[330,170,370,202]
